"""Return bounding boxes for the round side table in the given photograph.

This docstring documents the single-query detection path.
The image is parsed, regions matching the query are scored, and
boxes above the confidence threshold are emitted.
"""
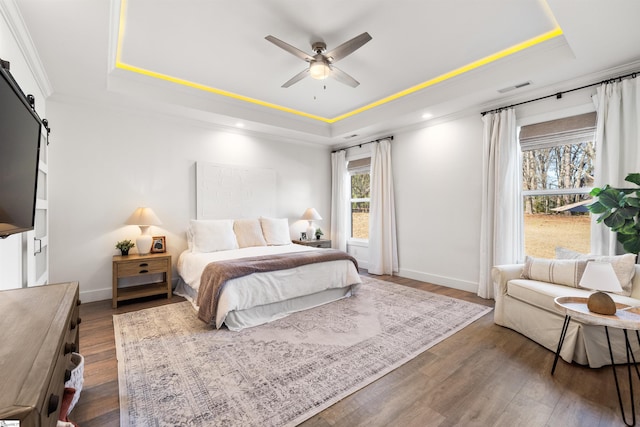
[553,296,640,426]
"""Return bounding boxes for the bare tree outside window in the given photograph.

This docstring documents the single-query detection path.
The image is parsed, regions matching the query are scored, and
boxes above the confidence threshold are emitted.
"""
[350,172,370,239]
[520,113,596,257]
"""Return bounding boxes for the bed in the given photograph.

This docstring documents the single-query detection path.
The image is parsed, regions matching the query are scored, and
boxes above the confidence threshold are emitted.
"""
[175,217,361,330]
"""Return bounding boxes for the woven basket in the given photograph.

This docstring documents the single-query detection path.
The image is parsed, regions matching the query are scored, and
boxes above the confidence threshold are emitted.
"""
[64,352,84,414]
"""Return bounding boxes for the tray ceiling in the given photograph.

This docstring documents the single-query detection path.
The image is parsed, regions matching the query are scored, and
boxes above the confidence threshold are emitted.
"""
[12,0,640,145]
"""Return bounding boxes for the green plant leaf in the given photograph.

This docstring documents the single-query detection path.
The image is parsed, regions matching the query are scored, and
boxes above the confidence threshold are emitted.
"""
[622,235,640,254]
[625,173,640,186]
[586,200,608,214]
[603,207,637,230]
[597,187,624,209]
[626,197,640,208]
[618,220,638,235]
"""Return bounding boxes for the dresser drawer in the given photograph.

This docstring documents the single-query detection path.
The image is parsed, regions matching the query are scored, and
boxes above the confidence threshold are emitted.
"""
[0,282,79,427]
[117,258,168,277]
[41,348,71,427]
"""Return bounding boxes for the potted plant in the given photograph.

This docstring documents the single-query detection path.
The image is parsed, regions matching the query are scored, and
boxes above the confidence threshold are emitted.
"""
[115,239,135,256]
[587,172,640,254]
[315,228,324,240]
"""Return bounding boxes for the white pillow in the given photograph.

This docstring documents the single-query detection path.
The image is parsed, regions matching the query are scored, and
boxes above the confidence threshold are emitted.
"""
[233,219,267,248]
[189,219,239,253]
[259,217,291,245]
[521,256,589,288]
[556,247,636,296]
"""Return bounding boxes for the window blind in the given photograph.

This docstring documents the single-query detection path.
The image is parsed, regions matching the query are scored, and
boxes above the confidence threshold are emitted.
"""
[520,112,596,150]
[347,157,371,173]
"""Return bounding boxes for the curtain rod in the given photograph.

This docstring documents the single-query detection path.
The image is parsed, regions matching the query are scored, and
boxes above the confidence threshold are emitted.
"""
[331,135,394,153]
[481,70,639,116]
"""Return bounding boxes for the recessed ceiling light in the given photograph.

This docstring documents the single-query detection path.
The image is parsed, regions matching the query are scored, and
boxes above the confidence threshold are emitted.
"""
[235,122,245,128]
[422,113,433,119]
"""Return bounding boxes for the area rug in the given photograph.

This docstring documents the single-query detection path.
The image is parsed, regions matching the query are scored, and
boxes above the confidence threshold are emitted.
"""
[114,276,492,426]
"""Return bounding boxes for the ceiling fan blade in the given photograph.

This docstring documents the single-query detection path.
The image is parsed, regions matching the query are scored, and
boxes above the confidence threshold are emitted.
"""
[282,68,310,88]
[324,32,372,63]
[329,66,360,88]
[265,35,314,62]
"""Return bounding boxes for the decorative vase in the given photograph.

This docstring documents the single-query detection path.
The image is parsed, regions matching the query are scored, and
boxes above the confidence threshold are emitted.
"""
[316,235,321,240]
[120,249,129,256]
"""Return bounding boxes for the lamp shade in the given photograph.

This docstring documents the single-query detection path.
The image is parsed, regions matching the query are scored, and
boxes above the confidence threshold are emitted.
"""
[126,207,162,226]
[301,208,322,221]
[126,207,161,255]
[579,261,622,293]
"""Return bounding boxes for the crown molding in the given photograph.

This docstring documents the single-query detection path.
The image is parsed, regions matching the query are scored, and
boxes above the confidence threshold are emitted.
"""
[0,0,53,97]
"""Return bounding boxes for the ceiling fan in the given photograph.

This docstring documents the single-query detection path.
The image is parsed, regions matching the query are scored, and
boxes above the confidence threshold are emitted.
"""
[265,32,372,88]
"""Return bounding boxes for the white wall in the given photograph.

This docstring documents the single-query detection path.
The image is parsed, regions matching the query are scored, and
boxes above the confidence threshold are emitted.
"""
[0,8,47,290]
[392,115,484,292]
[46,101,332,302]
[387,88,597,294]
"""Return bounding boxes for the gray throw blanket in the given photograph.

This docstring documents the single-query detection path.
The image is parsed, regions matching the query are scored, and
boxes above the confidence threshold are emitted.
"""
[197,249,359,325]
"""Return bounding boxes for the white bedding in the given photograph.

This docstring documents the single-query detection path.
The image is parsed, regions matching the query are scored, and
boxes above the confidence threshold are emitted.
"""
[176,244,362,330]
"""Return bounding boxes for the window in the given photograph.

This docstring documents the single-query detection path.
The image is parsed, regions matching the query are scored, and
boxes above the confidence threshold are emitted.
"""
[348,157,370,240]
[520,112,596,258]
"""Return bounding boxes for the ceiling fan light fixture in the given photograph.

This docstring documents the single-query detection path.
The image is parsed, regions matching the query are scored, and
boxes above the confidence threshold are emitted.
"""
[309,61,330,80]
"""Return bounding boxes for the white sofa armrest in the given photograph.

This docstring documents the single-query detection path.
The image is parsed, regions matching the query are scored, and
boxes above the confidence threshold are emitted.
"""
[491,264,524,326]
[491,264,524,297]
[629,265,640,300]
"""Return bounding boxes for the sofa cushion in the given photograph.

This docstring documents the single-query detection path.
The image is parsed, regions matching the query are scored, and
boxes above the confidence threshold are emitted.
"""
[521,256,589,288]
[556,247,637,296]
[506,279,640,315]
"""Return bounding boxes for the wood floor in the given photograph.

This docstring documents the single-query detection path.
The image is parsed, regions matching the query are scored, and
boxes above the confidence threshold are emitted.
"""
[71,272,631,427]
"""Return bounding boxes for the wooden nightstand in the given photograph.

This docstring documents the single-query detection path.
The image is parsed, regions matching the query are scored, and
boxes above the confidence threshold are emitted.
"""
[112,253,172,308]
[292,239,332,248]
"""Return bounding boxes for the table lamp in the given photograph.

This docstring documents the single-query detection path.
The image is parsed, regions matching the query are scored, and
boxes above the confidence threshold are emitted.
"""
[579,261,623,315]
[301,208,322,241]
[126,207,162,255]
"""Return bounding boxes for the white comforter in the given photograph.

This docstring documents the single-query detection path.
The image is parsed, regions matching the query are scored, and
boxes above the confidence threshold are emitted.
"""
[176,244,361,328]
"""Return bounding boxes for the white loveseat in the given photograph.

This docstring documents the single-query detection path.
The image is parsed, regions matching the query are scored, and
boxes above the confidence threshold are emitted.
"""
[492,254,640,368]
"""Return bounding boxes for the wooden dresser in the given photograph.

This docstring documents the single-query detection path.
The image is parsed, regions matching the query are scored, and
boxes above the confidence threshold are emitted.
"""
[0,282,80,427]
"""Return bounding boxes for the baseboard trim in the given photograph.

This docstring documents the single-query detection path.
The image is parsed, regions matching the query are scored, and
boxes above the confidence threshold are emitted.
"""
[80,287,112,303]
[80,278,180,304]
[398,268,478,294]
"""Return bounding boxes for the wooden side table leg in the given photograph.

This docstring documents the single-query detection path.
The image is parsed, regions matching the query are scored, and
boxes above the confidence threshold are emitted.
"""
[552,315,571,375]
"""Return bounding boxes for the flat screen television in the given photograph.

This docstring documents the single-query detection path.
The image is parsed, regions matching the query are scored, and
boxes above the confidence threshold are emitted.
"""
[0,65,42,239]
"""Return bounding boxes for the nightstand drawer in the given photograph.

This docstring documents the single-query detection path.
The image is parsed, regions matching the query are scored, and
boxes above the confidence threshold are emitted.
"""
[112,254,172,308]
[117,259,168,277]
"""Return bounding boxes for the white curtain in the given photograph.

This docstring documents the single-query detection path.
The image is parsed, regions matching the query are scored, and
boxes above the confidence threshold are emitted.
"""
[368,139,399,275]
[478,109,523,299]
[330,150,349,251]
[591,77,640,255]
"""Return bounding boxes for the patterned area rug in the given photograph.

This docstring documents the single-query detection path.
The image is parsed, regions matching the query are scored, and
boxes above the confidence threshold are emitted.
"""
[114,277,492,426]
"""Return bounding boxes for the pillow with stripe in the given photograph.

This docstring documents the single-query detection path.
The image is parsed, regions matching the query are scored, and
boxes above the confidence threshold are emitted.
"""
[555,247,636,296]
[521,256,589,287]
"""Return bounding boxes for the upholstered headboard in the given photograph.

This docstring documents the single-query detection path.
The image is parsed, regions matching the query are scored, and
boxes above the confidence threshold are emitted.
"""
[196,161,276,220]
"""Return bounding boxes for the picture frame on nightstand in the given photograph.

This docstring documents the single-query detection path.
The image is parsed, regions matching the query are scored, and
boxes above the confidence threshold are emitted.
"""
[151,236,166,253]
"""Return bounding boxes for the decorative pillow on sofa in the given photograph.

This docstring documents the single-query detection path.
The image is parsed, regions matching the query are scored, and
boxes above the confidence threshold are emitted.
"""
[259,217,291,245]
[521,256,589,288]
[555,247,636,296]
[233,219,267,248]
[189,219,239,253]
